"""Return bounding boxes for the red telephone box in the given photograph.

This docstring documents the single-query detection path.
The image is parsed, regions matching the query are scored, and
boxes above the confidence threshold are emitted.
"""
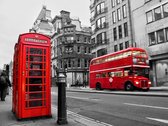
[12,33,51,119]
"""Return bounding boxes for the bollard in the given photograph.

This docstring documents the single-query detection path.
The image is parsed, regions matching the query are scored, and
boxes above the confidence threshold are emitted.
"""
[57,73,68,125]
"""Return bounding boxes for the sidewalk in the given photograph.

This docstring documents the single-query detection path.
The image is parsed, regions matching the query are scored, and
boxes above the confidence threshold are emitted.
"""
[0,91,112,126]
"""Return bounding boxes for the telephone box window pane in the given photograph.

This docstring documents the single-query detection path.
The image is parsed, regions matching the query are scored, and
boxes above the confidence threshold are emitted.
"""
[29,93,42,99]
[26,85,28,92]
[26,56,28,61]
[26,48,29,54]
[30,48,43,54]
[29,100,43,107]
[44,49,46,54]
[26,62,28,69]
[29,70,42,76]
[44,100,46,106]
[26,78,28,84]
[30,56,42,62]
[29,78,42,84]
[30,63,42,69]
[29,85,43,92]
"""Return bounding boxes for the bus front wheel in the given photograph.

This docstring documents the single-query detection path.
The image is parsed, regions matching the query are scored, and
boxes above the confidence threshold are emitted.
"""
[96,83,102,90]
[125,83,134,91]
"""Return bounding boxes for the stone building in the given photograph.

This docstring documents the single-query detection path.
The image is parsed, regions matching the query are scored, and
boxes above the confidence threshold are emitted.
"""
[132,0,168,86]
[51,10,93,86]
[90,0,134,57]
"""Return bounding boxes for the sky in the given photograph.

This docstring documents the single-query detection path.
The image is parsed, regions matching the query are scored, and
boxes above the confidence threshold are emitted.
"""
[0,0,90,69]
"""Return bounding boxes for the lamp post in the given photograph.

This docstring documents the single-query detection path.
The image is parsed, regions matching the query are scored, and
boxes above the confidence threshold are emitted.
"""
[57,63,68,125]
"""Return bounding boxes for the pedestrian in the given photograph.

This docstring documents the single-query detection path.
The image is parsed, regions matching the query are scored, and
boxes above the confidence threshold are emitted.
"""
[0,71,11,101]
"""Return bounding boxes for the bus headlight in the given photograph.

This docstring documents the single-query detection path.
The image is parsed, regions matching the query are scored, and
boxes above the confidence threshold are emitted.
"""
[148,81,151,85]
[135,81,139,84]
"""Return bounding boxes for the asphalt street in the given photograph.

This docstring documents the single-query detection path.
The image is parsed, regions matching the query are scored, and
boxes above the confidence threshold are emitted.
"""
[52,90,168,126]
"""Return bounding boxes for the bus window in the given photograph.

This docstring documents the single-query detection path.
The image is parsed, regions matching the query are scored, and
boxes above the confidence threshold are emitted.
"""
[102,73,106,77]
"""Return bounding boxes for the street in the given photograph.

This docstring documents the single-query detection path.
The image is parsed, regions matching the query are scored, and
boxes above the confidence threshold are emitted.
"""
[52,90,168,126]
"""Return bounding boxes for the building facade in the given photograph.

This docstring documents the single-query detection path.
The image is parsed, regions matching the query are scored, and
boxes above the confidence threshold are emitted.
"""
[51,10,93,86]
[132,0,168,86]
[90,0,134,57]
[90,0,168,86]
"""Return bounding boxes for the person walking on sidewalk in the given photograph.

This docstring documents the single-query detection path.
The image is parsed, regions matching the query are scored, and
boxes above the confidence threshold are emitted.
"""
[0,71,11,101]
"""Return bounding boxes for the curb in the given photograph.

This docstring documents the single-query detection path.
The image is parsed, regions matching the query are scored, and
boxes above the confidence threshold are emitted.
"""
[66,89,168,97]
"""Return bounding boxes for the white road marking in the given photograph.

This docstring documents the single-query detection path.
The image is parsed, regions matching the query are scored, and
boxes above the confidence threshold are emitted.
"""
[124,103,168,110]
[146,117,168,124]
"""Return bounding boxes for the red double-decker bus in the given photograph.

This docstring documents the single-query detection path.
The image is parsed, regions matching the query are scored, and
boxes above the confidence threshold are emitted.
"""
[89,47,151,91]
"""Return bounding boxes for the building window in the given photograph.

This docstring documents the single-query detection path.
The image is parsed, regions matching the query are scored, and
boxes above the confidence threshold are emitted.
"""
[84,37,87,42]
[84,47,87,53]
[163,3,168,18]
[96,17,106,29]
[154,7,162,21]
[125,41,129,48]
[124,22,128,37]
[118,25,122,39]
[97,48,107,56]
[91,24,95,33]
[84,59,88,67]
[116,0,121,4]
[113,28,117,41]
[165,28,168,41]
[68,59,71,68]
[122,5,127,18]
[112,11,116,23]
[146,11,153,23]
[97,32,107,44]
[119,43,123,50]
[91,38,95,44]
[157,29,164,43]
[111,0,116,7]
[149,32,156,45]
[88,48,91,53]
[117,8,121,21]
[114,45,118,52]
[91,10,95,20]
[96,2,105,15]
[77,59,81,67]
[77,46,80,53]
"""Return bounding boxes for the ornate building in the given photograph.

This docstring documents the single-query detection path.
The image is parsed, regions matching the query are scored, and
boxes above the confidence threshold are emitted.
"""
[51,10,93,86]
[30,6,53,37]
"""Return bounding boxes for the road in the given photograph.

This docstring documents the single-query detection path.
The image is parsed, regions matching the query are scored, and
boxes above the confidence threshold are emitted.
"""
[52,90,168,126]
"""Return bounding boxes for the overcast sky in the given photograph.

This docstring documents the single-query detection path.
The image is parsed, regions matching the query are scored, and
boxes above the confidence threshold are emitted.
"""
[0,0,90,69]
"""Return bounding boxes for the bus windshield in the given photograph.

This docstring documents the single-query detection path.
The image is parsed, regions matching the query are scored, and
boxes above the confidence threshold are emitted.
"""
[125,68,149,77]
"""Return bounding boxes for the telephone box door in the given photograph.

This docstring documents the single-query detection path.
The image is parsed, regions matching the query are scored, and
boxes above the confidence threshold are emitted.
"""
[21,45,51,118]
